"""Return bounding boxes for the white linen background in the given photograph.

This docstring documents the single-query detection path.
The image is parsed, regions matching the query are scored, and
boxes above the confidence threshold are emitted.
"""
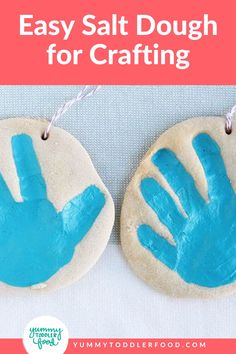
[0,85,235,338]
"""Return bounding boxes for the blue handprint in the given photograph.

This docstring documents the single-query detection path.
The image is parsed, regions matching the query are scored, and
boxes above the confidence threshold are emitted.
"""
[0,134,105,287]
[138,133,236,288]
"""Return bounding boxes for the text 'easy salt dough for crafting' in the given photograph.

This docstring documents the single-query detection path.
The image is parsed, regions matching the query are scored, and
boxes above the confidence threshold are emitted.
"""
[121,117,236,298]
[0,118,114,294]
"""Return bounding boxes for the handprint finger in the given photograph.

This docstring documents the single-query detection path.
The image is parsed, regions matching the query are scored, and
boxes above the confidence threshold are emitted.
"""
[138,224,176,270]
[140,177,185,240]
[61,185,105,246]
[152,149,205,215]
[192,133,233,200]
[0,173,14,206]
[11,134,47,201]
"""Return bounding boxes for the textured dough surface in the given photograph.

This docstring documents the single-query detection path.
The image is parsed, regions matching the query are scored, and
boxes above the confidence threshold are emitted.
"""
[0,118,114,294]
[121,116,236,298]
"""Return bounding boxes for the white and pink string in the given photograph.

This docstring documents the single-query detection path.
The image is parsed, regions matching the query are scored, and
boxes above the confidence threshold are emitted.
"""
[225,104,236,134]
[42,85,101,140]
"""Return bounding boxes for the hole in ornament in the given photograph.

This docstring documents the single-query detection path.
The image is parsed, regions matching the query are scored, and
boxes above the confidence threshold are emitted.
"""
[225,126,232,135]
[41,132,49,140]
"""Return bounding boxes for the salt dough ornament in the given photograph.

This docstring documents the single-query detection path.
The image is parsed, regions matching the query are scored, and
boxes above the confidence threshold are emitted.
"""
[121,115,236,298]
[0,91,114,294]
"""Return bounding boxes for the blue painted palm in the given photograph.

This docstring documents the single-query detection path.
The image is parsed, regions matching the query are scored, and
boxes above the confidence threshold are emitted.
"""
[138,133,236,288]
[0,134,105,287]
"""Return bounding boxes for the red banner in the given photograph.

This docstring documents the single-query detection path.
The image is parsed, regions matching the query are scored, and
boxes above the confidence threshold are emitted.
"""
[0,339,235,353]
[0,0,235,84]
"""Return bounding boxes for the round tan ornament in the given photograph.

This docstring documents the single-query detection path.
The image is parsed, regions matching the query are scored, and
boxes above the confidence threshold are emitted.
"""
[121,116,236,298]
[0,117,114,294]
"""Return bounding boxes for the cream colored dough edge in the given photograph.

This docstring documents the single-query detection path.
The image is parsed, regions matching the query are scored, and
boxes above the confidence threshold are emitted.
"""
[0,118,115,294]
[121,116,236,298]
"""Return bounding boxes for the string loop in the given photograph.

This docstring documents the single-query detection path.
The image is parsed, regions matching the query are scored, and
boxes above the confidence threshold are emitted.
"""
[225,104,236,135]
[42,85,101,140]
